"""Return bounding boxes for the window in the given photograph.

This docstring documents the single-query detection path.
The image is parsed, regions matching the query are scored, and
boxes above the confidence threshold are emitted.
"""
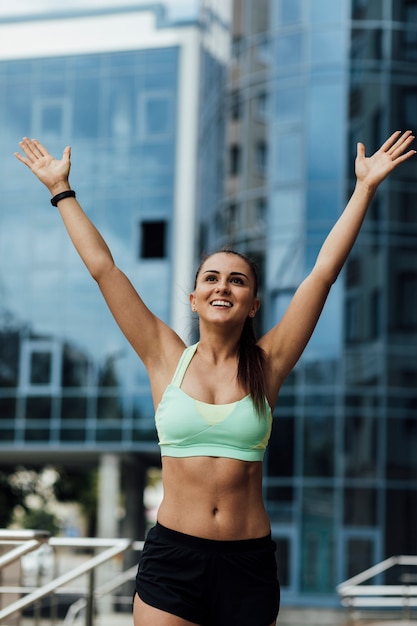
[19,339,62,392]
[255,141,267,175]
[140,220,167,259]
[402,4,417,60]
[345,295,361,342]
[230,91,241,120]
[346,257,361,288]
[369,289,381,339]
[256,91,268,118]
[396,271,417,329]
[138,92,173,140]
[401,88,417,131]
[229,144,241,176]
[32,97,71,140]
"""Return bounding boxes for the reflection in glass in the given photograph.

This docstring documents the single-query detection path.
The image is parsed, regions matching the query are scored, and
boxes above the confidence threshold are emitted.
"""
[385,489,417,570]
[30,352,52,385]
[277,0,302,25]
[275,536,291,587]
[267,417,294,477]
[275,84,304,123]
[345,538,374,579]
[344,415,378,478]
[276,33,304,68]
[26,396,52,420]
[311,30,344,65]
[344,488,377,525]
[386,418,417,480]
[301,487,335,592]
[303,414,334,477]
[61,396,87,421]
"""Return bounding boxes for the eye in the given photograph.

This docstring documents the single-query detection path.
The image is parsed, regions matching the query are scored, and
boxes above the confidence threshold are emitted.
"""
[205,274,217,282]
[231,277,244,285]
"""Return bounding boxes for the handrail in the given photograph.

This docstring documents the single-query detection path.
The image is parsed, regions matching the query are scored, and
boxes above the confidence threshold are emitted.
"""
[0,529,51,571]
[0,533,134,624]
[337,555,417,610]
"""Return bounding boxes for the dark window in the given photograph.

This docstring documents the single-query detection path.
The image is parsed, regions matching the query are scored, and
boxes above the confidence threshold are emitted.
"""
[140,220,167,259]
[401,88,417,131]
[397,271,417,329]
[230,91,241,120]
[369,288,381,339]
[346,257,361,288]
[345,295,361,343]
[30,351,52,385]
[255,141,267,174]
[230,144,241,176]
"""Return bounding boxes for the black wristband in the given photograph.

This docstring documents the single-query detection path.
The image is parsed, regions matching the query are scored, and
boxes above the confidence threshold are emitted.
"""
[50,190,76,206]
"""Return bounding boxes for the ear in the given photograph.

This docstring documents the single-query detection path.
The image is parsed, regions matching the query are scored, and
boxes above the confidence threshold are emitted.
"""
[249,297,260,318]
[189,292,197,312]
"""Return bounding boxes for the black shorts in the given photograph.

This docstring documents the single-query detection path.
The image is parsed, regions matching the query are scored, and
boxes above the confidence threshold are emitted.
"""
[135,522,280,626]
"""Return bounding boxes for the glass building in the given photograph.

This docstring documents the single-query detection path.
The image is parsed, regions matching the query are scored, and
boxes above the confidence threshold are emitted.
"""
[0,3,231,538]
[200,0,417,607]
[1,0,417,610]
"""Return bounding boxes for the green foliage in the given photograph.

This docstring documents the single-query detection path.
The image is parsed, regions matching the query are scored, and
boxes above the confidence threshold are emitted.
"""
[21,508,60,535]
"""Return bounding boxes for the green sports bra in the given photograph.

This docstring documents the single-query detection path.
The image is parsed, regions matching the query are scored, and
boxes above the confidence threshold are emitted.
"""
[155,343,272,461]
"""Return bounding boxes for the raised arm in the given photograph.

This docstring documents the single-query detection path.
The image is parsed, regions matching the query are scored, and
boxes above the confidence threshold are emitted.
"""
[14,138,184,373]
[259,130,415,404]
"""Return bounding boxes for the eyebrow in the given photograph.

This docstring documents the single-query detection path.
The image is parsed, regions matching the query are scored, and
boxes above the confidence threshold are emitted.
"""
[202,269,249,279]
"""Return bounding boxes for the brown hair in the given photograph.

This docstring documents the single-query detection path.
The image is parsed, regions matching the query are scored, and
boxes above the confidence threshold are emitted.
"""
[194,249,268,417]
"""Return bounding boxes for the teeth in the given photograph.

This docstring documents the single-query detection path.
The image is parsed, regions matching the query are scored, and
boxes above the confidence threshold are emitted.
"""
[211,300,232,307]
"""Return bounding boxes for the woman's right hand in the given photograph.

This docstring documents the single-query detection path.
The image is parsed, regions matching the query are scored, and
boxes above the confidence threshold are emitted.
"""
[14,138,72,196]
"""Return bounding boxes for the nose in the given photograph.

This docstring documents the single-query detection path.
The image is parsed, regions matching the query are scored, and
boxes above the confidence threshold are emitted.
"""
[216,279,230,294]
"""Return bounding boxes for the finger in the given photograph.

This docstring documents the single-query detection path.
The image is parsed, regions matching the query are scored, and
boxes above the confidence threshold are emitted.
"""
[392,148,416,165]
[379,130,402,153]
[19,137,40,161]
[32,139,50,157]
[14,151,32,168]
[390,133,415,159]
[386,130,413,155]
[356,142,365,158]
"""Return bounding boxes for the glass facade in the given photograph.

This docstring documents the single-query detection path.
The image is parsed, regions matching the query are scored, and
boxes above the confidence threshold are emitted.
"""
[1,0,417,610]
[201,0,417,607]
[0,18,183,451]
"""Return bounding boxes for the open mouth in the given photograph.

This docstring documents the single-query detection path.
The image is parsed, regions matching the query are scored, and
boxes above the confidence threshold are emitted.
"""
[211,300,232,308]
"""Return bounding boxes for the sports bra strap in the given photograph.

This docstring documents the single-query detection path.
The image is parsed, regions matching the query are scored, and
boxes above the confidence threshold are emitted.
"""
[171,343,198,387]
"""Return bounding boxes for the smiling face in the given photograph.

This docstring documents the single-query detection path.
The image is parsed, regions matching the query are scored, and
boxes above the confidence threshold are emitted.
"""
[190,251,260,325]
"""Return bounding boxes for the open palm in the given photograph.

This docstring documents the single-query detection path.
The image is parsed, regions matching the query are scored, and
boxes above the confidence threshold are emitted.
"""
[355,130,415,188]
[14,138,71,191]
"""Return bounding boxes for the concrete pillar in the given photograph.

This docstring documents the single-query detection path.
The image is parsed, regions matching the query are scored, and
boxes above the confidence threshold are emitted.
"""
[97,453,121,538]
[96,453,121,616]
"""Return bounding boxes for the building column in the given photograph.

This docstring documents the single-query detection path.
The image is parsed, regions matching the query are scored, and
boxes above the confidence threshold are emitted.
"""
[96,453,121,615]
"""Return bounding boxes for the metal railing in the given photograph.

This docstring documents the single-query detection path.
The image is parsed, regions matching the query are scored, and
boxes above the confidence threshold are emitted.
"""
[0,529,143,625]
[337,555,417,620]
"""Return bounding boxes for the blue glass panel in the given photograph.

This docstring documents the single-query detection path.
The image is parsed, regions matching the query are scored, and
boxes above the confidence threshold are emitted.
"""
[307,80,343,180]
[311,29,345,64]
[276,33,304,67]
[275,83,304,122]
[277,0,303,25]
[311,0,345,24]
[73,77,100,138]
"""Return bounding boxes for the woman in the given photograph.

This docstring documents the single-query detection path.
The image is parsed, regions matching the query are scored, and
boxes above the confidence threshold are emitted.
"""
[15,130,415,626]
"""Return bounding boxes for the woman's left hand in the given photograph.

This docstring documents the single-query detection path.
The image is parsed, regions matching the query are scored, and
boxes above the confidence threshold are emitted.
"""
[355,129,415,190]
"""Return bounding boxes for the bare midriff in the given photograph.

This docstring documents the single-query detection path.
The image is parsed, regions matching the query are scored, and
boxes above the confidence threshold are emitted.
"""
[156,456,270,540]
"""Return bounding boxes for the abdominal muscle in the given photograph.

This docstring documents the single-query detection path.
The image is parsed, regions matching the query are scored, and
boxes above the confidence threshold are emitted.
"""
[156,456,270,540]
